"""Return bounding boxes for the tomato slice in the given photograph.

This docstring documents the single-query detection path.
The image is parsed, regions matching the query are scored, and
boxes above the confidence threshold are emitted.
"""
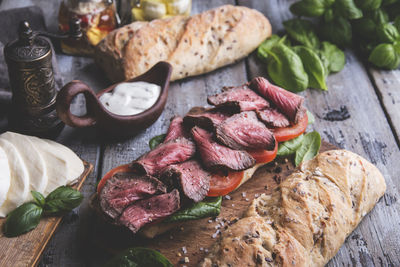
[207,171,244,197]
[96,164,134,194]
[272,114,308,142]
[248,140,278,164]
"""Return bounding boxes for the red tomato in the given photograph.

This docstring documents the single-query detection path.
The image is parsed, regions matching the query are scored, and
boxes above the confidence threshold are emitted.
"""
[272,114,308,142]
[96,164,134,194]
[248,139,278,164]
[207,171,244,197]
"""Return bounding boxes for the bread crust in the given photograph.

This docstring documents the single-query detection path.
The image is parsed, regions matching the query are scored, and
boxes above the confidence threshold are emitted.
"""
[200,150,386,267]
[95,5,271,82]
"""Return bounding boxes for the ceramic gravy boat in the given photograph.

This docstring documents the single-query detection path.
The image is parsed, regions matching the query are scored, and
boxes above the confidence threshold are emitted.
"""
[56,61,172,138]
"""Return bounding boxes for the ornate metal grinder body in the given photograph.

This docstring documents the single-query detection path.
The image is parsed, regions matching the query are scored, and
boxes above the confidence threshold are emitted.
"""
[4,20,81,137]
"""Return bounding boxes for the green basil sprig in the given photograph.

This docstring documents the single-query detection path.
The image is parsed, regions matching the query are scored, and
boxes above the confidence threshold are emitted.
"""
[283,19,320,49]
[149,134,166,150]
[318,41,346,74]
[376,23,400,43]
[320,16,353,47]
[307,110,316,125]
[277,135,305,157]
[355,0,382,11]
[295,131,322,166]
[44,186,83,214]
[103,247,173,267]
[369,43,400,69]
[257,34,282,63]
[290,0,332,17]
[164,196,222,223]
[334,0,363,19]
[3,202,43,237]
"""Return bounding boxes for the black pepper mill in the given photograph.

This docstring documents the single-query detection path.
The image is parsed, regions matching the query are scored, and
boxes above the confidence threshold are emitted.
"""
[4,19,81,137]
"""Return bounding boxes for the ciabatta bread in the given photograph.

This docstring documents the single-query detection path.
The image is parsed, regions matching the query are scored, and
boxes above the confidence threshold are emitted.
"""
[95,5,271,82]
[200,150,386,267]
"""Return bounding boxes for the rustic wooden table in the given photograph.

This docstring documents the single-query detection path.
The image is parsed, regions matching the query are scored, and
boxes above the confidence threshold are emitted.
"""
[0,0,399,266]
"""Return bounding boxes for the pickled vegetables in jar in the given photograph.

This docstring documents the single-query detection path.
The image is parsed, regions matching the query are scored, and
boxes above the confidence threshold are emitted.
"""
[131,0,191,22]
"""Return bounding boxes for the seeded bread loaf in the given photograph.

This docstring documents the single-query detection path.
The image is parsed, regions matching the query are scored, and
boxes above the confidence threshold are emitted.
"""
[200,150,386,267]
[95,5,271,82]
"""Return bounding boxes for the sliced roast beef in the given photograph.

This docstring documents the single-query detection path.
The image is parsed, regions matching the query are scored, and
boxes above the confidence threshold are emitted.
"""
[215,111,276,151]
[256,108,290,128]
[99,172,166,219]
[183,107,230,131]
[118,189,180,233]
[207,85,269,112]
[250,77,306,123]
[191,126,255,171]
[162,160,211,202]
[131,137,196,176]
[164,116,188,142]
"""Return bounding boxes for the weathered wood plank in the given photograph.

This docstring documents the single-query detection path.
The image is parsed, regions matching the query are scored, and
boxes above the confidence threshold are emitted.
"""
[238,1,400,266]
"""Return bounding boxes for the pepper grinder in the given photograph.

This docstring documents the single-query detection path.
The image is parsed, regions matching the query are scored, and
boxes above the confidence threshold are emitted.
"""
[4,19,82,137]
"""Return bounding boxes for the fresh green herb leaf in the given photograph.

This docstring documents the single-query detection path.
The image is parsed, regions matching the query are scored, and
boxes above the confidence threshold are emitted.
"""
[277,135,305,157]
[295,131,321,166]
[257,35,281,63]
[319,41,346,73]
[44,186,83,214]
[283,19,320,49]
[292,46,328,90]
[290,0,329,17]
[31,191,45,207]
[3,203,43,237]
[320,17,352,47]
[354,0,382,10]
[382,0,398,6]
[164,197,222,223]
[365,9,389,25]
[307,110,315,124]
[369,43,400,69]
[324,8,334,22]
[352,18,378,41]
[334,0,363,19]
[376,23,400,43]
[385,2,400,20]
[395,16,400,31]
[149,134,166,150]
[103,247,173,267]
[266,43,309,93]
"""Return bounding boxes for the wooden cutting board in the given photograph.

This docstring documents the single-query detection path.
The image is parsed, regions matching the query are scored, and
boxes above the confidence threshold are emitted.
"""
[0,161,93,267]
[92,141,337,266]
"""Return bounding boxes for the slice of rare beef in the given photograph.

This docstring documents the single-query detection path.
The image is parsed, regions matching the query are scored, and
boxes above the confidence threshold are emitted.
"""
[131,137,196,176]
[183,107,230,131]
[119,189,180,233]
[100,172,167,219]
[164,116,189,142]
[256,108,290,128]
[250,77,306,123]
[162,160,211,203]
[207,85,269,112]
[215,111,276,151]
[191,126,255,171]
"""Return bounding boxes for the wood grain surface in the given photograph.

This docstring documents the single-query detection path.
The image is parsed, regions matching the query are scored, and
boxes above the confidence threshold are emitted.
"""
[0,161,93,267]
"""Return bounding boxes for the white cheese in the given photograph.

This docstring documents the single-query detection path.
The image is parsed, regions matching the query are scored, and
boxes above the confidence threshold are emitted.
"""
[0,147,10,209]
[0,132,48,198]
[0,139,29,217]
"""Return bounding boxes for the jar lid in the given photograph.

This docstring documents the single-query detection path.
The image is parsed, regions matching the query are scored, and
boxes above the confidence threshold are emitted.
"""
[4,21,51,62]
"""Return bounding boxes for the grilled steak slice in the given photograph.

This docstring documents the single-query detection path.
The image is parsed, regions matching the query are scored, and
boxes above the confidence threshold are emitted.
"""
[100,172,166,219]
[162,160,211,202]
[164,116,189,142]
[191,126,255,171]
[119,189,180,233]
[250,77,306,123]
[131,137,196,176]
[215,111,276,151]
[207,85,269,112]
[183,107,230,131]
[256,108,290,128]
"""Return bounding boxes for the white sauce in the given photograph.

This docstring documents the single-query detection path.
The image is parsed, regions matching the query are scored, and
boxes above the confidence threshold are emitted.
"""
[99,81,161,116]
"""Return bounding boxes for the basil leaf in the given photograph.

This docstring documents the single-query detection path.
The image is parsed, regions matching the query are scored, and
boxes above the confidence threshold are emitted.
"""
[44,186,83,214]
[395,16,400,32]
[290,0,331,17]
[369,43,400,69]
[320,17,352,47]
[4,203,43,237]
[295,131,321,166]
[307,110,315,125]
[366,9,389,25]
[319,41,346,73]
[257,34,281,63]
[382,0,398,5]
[164,197,222,223]
[283,19,320,49]
[352,18,378,41]
[376,23,400,43]
[103,247,173,267]
[292,46,327,91]
[277,135,305,157]
[31,191,45,207]
[149,134,166,150]
[385,2,400,20]
[266,43,309,93]
[334,0,363,19]
[355,0,382,10]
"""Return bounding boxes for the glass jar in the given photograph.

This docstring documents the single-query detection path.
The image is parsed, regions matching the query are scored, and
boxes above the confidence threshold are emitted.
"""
[131,0,191,22]
[58,0,118,55]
